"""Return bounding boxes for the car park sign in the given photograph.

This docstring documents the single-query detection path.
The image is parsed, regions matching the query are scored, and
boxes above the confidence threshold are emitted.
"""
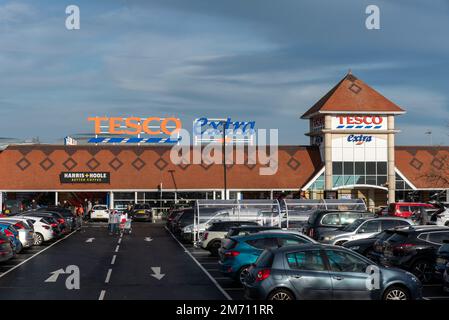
[332,115,387,130]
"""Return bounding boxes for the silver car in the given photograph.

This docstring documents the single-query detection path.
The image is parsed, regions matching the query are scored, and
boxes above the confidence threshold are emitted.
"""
[0,218,35,248]
[319,217,413,245]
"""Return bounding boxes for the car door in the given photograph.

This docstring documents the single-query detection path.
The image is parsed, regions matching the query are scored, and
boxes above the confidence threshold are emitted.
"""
[325,249,376,300]
[284,249,333,299]
[353,220,381,241]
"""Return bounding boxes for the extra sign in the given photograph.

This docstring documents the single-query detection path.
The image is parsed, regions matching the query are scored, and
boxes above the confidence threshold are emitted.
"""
[332,116,386,130]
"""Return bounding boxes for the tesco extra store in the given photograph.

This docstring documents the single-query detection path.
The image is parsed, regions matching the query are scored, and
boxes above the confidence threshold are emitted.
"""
[0,73,448,212]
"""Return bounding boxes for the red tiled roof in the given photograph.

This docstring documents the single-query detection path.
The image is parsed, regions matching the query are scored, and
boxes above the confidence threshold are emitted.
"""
[301,73,405,118]
[395,146,449,189]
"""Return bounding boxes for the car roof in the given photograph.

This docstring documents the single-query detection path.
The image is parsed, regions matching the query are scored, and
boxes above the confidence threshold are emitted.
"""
[212,221,257,225]
[395,225,449,233]
[354,217,411,222]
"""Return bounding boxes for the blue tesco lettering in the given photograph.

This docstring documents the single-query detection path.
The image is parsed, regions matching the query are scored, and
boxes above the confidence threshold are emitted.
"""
[347,135,373,144]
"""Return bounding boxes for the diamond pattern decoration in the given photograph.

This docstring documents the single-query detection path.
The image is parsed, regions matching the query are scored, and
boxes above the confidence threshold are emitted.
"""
[410,158,423,170]
[86,158,100,170]
[132,158,146,171]
[63,158,77,170]
[246,163,256,170]
[287,157,301,171]
[431,158,443,170]
[16,157,31,171]
[154,158,168,171]
[348,83,362,94]
[109,157,124,171]
[201,162,213,170]
[178,162,190,171]
[39,157,54,171]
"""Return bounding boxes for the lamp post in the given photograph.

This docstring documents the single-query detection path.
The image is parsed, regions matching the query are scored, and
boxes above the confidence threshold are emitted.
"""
[222,121,227,200]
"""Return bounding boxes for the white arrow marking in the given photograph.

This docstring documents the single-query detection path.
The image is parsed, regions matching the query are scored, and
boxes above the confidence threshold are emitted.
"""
[150,267,165,280]
[45,268,66,282]
[144,237,153,242]
[85,238,95,243]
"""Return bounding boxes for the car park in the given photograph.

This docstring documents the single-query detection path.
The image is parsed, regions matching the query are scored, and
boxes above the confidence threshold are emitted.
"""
[130,203,153,222]
[0,233,14,263]
[218,230,315,284]
[243,244,422,300]
[0,223,22,254]
[0,218,35,249]
[379,225,449,283]
[388,202,435,219]
[200,221,260,255]
[319,217,413,245]
[303,210,374,241]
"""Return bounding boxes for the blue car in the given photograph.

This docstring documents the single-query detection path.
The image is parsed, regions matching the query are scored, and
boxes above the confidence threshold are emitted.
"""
[218,230,315,284]
[0,223,22,254]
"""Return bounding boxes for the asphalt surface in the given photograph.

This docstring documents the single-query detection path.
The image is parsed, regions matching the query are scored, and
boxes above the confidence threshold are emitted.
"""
[0,221,448,300]
[0,221,227,300]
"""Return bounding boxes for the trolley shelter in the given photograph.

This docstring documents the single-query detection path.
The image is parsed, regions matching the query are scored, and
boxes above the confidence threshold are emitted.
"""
[193,200,282,244]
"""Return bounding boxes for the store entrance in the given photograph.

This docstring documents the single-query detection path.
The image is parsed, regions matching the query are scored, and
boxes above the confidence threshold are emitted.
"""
[58,192,108,207]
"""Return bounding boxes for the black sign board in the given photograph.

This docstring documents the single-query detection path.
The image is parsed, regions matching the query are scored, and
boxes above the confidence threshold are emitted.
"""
[60,172,110,184]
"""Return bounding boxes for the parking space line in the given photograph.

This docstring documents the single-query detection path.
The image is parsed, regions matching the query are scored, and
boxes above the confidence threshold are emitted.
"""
[118,238,122,244]
[105,269,112,283]
[111,255,117,265]
[165,226,232,301]
[98,290,106,300]
[0,230,77,280]
[115,245,120,252]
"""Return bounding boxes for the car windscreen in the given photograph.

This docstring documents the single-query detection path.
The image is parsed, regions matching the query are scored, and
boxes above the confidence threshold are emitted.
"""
[386,232,409,244]
[341,219,365,232]
[134,204,150,210]
[94,206,108,210]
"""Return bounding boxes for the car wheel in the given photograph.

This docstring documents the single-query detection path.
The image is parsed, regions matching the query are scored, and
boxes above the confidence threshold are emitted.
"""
[383,286,410,300]
[209,241,221,256]
[34,233,44,246]
[268,289,295,301]
[237,266,250,285]
[411,260,434,283]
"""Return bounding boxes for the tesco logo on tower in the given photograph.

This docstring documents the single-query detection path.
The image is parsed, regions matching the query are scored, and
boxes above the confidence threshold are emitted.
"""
[333,115,385,130]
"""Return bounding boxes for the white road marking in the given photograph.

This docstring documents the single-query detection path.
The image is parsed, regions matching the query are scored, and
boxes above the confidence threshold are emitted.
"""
[105,269,112,283]
[98,290,106,300]
[165,226,232,301]
[118,238,122,244]
[111,255,117,265]
[115,245,120,252]
[0,230,77,280]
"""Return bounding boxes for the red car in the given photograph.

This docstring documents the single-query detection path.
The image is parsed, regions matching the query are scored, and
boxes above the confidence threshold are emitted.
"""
[388,202,435,218]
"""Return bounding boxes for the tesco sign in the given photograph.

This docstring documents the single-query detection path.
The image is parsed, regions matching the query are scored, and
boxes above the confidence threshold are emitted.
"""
[332,116,386,130]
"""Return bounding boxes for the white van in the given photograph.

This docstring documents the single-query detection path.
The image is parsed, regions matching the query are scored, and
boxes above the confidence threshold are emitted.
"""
[90,205,109,220]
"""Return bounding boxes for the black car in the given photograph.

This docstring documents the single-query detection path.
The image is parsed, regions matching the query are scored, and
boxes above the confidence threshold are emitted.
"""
[226,225,281,238]
[343,225,412,257]
[380,225,449,283]
[435,240,449,282]
[130,204,153,222]
[37,206,80,231]
[303,210,373,241]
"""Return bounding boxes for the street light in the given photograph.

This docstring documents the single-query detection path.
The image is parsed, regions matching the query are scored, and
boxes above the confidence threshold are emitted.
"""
[425,130,432,145]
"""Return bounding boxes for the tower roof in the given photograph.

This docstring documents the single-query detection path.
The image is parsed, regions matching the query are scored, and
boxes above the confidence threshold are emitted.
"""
[301,72,405,119]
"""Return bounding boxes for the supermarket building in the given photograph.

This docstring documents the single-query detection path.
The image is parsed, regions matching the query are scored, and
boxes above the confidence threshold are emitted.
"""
[0,73,448,212]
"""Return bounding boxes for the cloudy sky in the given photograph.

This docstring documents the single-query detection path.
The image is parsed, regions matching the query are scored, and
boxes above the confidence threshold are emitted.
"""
[0,0,448,145]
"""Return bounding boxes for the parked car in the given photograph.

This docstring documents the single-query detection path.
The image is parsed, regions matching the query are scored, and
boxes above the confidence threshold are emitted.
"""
[243,244,422,300]
[430,202,449,227]
[130,203,153,222]
[303,210,374,241]
[19,216,57,245]
[18,211,68,235]
[37,206,81,231]
[0,233,14,263]
[344,228,403,257]
[0,223,22,254]
[444,262,449,293]
[379,225,449,282]
[435,240,449,282]
[90,205,109,221]
[319,217,413,245]
[0,218,35,249]
[218,230,315,284]
[388,202,435,219]
[200,221,260,255]
[225,225,281,238]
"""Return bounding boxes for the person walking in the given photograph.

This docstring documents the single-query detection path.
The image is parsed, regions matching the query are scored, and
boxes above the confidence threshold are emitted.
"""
[412,207,429,225]
[108,209,120,235]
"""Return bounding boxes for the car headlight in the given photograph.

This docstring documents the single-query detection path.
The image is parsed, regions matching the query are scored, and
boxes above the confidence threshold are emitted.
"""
[183,226,193,233]
[349,246,360,250]
[323,236,333,241]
